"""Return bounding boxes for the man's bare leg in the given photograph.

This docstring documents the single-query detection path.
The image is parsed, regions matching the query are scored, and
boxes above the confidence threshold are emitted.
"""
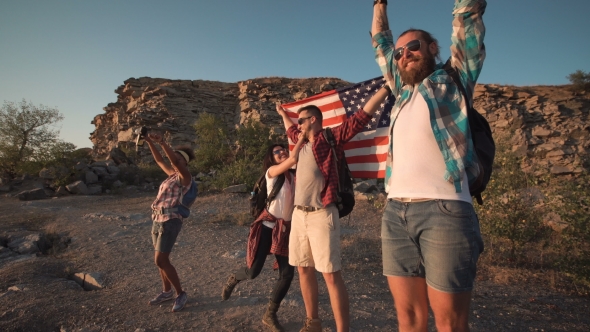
[323,271,350,332]
[298,266,319,319]
[428,287,472,332]
[387,276,429,332]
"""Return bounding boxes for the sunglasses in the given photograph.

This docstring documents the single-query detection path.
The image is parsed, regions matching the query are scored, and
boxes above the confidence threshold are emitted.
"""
[298,116,313,125]
[393,39,422,61]
[272,148,286,155]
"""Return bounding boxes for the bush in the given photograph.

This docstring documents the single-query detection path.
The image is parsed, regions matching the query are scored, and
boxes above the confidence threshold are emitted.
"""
[566,70,590,93]
[193,115,281,190]
[476,136,590,286]
[476,139,551,262]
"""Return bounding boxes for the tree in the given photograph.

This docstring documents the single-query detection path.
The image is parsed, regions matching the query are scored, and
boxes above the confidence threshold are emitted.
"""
[0,99,74,177]
[566,70,590,92]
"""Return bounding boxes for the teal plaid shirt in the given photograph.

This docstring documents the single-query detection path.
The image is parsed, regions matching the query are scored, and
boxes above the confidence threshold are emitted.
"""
[373,0,487,193]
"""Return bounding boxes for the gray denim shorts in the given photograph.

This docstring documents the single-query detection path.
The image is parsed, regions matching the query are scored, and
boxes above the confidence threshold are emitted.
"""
[381,199,484,293]
[151,218,182,253]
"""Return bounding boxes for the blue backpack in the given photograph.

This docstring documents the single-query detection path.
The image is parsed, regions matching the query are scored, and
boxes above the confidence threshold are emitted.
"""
[176,179,198,218]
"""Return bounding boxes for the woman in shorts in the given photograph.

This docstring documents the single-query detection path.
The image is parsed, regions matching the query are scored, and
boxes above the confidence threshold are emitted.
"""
[145,132,194,312]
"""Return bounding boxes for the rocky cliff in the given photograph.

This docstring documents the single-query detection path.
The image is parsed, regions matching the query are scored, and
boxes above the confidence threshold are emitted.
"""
[90,77,590,175]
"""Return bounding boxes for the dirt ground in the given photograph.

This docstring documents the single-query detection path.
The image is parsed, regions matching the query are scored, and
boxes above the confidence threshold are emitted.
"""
[0,187,589,332]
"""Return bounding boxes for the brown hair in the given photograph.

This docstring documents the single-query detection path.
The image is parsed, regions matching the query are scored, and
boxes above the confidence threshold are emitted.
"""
[297,105,323,123]
[263,144,286,171]
[398,28,441,61]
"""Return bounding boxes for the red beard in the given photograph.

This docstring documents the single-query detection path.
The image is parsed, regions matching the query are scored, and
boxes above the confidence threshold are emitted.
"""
[398,52,436,85]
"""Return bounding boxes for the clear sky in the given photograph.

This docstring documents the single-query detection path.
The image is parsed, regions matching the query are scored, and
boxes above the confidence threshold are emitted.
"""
[1,0,589,148]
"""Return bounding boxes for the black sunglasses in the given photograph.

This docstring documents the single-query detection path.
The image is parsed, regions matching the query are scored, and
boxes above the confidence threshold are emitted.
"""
[272,148,285,155]
[298,116,313,125]
[393,39,422,61]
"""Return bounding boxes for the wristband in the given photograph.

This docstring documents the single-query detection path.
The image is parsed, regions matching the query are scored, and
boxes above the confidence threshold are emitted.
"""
[373,0,387,6]
[384,84,392,94]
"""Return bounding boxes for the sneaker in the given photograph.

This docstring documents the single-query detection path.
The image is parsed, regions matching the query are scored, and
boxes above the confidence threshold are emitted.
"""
[221,274,239,300]
[172,291,188,312]
[148,290,174,305]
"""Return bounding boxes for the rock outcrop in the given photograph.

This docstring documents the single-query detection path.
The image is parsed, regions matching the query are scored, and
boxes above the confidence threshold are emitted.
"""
[91,77,590,175]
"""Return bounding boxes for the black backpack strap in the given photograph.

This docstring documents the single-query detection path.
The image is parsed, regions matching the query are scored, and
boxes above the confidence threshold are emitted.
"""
[443,59,485,205]
[266,173,285,207]
[322,128,341,192]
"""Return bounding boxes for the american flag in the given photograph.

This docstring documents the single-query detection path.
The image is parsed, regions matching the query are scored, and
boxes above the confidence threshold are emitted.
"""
[281,77,394,179]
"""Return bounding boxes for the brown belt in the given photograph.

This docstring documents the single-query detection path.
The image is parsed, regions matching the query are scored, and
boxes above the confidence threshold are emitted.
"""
[295,205,322,212]
[389,197,434,203]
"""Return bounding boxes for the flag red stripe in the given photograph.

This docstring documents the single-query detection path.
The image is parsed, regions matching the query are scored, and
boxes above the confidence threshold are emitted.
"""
[353,170,386,178]
[344,136,389,149]
[345,153,387,164]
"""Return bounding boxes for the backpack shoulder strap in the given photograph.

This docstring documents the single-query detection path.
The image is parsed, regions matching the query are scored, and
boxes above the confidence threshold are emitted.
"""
[322,128,342,192]
[266,173,285,206]
[443,59,474,112]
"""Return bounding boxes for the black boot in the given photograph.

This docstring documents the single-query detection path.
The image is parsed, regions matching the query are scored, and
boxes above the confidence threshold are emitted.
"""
[221,274,239,300]
[262,300,284,332]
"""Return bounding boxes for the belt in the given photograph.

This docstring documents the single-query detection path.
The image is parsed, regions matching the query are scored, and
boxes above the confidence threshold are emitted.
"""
[389,197,434,203]
[295,205,322,212]
[152,207,179,215]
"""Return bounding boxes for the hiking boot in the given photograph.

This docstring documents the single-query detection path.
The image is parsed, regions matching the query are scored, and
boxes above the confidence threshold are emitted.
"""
[261,300,284,332]
[299,317,322,332]
[221,274,239,300]
[148,290,174,305]
[171,291,188,312]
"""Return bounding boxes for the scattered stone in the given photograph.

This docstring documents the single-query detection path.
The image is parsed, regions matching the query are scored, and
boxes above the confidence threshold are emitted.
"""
[72,272,106,291]
[222,250,246,259]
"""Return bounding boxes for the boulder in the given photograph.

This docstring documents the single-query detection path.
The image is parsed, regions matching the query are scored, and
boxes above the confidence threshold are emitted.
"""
[87,185,102,195]
[66,181,89,195]
[7,232,49,254]
[17,188,47,201]
[85,171,99,184]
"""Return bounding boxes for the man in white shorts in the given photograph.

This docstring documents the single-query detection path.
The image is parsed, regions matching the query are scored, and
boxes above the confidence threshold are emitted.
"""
[275,87,389,332]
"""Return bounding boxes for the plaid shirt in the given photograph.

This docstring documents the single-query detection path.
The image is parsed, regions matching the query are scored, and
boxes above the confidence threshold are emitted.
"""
[246,209,290,269]
[287,110,372,207]
[373,0,487,193]
[151,173,187,222]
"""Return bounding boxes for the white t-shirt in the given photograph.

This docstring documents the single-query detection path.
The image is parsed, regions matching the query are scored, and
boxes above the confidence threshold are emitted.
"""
[387,87,472,203]
[263,168,295,228]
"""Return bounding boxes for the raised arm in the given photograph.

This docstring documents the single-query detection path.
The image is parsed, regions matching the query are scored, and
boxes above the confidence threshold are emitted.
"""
[450,0,487,100]
[145,133,175,176]
[276,103,296,132]
[159,140,192,187]
[363,86,390,117]
[267,133,306,178]
[371,0,389,38]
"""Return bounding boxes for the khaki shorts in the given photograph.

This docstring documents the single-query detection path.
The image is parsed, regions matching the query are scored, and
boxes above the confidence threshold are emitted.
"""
[288,204,341,273]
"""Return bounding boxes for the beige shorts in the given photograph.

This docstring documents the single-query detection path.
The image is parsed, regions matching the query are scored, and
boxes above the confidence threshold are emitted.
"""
[288,204,341,273]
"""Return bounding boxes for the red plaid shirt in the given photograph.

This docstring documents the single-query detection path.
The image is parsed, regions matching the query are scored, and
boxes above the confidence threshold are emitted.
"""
[246,209,291,269]
[287,110,372,207]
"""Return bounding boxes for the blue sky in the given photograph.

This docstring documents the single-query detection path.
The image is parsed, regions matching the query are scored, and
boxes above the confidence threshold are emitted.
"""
[1,0,589,148]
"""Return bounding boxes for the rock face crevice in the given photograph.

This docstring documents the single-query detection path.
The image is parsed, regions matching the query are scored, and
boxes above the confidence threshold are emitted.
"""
[91,77,589,175]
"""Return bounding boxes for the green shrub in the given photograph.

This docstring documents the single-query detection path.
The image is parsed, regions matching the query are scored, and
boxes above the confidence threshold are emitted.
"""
[477,136,590,286]
[193,113,232,173]
[476,139,551,262]
[566,69,590,93]
[193,115,281,190]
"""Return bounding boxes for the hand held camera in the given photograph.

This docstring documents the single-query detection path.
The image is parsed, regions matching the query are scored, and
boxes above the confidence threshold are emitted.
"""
[135,126,148,150]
